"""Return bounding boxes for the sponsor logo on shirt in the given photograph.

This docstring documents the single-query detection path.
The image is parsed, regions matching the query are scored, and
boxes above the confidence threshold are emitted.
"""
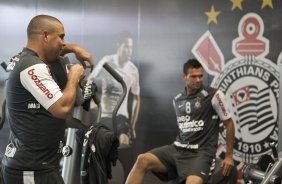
[174,141,199,149]
[177,117,205,133]
[215,93,228,116]
[27,68,54,99]
[28,102,41,109]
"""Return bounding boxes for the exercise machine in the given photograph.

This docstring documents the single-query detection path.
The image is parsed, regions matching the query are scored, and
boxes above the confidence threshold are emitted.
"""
[57,59,127,184]
[0,56,127,184]
[242,141,281,184]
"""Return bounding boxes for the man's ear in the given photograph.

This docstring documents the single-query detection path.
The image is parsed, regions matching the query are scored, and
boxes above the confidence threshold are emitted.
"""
[181,74,187,81]
[42,31,49,41]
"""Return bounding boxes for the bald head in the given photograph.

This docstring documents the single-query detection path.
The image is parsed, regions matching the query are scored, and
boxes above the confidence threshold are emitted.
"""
[27,15,62,40]
[26,15,66,62]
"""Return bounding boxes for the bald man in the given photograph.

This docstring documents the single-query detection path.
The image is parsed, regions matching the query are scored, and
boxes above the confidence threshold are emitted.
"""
[1,15,94,184]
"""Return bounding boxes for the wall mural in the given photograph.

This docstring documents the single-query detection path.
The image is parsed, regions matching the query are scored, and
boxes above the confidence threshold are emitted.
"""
[0,0,281,183]
[193,12,280,182]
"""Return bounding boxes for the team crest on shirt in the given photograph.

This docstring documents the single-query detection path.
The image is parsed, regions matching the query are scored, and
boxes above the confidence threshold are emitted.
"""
[192,13,279,164]
[194,97,201,109]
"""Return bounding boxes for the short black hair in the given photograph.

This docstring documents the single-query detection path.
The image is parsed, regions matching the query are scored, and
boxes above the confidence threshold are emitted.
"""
[183,58,203,75]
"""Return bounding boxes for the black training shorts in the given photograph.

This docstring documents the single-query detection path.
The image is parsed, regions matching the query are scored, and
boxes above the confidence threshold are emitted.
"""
[1,165,64,184]
[149,145,215,183]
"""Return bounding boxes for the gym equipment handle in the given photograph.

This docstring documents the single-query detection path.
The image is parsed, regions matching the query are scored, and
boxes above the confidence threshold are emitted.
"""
[103,62,127,137]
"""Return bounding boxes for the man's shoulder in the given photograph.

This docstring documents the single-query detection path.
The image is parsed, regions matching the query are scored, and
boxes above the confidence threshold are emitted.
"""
[92,54,116,71]
[126,61,139,71]
[20,54,40,63]
[101,54,117,62]
[203,86,217,92]
[10,53,42,73]
[201,86,219,96]
[173,91,185,101]
[201,86,227,103]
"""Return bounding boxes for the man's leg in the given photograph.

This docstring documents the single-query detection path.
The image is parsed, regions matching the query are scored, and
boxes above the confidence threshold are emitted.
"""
[125,152,168,184]
[119,133,130,145]
[35,168,64,184]
[181,152,215,184]
[116,115,131,145]
[186,175,204,184]
[1,165,24,184]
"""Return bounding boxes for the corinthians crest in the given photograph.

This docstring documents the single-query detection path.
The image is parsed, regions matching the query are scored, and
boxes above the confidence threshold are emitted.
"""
[192,13,279,164]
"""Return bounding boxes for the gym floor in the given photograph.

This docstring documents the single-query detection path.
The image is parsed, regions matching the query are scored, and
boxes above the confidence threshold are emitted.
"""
[109,161,165,184]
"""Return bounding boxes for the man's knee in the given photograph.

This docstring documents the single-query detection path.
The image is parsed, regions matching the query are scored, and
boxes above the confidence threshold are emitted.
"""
[134,153,153,171]
[186,175,204,184]
[135,153,159,171]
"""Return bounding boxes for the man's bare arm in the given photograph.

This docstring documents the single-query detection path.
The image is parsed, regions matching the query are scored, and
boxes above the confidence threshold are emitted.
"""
[221,118,235,176]
[48,64,85,119]
[130,94,141,139]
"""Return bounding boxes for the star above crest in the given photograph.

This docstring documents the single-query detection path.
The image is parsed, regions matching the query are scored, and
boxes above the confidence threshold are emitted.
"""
[205,5,221,24]
[231,0,243,10]
[261,0,273,9]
